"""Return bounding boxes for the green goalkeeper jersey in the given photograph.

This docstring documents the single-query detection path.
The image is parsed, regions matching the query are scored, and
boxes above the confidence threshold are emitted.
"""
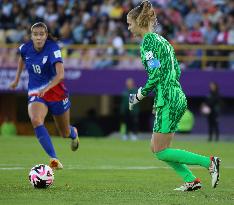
[140,32,185,108]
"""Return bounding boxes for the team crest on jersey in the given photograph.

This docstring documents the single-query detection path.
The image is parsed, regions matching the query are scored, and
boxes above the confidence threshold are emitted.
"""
[42,56,48,64]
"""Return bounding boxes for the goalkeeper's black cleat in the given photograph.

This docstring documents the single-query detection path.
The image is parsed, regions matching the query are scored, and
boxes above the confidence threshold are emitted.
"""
[174,178,202,191]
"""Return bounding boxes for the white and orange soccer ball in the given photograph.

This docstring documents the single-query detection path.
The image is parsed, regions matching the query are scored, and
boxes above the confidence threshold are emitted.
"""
[29,164,54,188]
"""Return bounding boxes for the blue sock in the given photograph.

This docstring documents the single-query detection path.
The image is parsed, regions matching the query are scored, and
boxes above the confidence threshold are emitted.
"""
[69,126,77,139]
[34,125,57,158]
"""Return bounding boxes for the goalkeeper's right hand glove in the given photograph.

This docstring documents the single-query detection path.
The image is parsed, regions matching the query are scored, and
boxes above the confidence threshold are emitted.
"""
[129,87,144,111]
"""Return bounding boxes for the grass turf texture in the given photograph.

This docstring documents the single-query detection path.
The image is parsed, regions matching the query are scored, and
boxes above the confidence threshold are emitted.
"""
[0,136,233,205]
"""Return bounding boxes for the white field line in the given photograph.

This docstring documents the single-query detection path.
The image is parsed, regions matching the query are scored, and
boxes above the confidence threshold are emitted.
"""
[0,167,25,170]
[0,165,234,170]
[0,164,23,166]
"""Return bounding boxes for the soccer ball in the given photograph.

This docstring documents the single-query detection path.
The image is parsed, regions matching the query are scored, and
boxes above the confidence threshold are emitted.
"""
[29,164,54,188]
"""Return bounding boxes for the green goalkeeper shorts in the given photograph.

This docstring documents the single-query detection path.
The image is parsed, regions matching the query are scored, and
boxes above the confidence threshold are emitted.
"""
[153,95,187,133]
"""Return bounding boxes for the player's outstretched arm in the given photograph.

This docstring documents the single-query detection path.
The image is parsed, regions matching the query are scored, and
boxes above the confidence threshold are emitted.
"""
[10,56,24,89]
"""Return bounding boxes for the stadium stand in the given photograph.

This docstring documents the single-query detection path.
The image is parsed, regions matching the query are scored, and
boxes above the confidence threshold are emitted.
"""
[0,0,234,136]
[0,0,233,69]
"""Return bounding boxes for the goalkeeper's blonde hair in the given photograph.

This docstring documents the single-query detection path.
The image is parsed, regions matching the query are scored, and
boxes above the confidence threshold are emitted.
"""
[127,0,157,29]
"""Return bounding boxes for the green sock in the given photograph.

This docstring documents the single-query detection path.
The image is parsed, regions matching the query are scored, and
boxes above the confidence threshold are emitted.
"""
[165,161,196,182]
[155,148,210,169]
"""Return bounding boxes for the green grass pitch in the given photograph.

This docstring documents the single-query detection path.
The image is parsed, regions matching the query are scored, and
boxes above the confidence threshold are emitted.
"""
[0,136,233,205]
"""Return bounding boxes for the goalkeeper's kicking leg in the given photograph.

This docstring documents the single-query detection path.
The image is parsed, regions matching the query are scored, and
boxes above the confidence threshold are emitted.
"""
[151,132,220,191]
[128,87,220,191]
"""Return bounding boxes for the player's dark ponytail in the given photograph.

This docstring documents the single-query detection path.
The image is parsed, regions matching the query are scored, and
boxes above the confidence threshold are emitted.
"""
[31,22,57,41]
[47,33,58,42]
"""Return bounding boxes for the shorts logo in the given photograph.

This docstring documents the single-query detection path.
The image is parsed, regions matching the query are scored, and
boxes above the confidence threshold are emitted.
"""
[30,96,36,102]
[63,98,68,105]
[63,98,69,110]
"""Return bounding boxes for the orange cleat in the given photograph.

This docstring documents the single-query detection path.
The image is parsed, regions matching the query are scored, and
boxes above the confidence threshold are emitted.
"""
[49,158,63,170]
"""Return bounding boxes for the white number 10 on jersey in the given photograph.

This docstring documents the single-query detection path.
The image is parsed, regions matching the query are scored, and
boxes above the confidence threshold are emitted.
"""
[32,64,41,74]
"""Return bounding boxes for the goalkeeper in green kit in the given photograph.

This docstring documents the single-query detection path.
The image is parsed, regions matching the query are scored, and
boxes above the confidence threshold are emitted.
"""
[127,0,220,191]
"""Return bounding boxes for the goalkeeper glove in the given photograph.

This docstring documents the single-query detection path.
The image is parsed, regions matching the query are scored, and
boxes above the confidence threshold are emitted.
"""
[129,87,145,111]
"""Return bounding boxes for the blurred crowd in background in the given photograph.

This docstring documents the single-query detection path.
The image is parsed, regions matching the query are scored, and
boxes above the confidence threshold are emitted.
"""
[0,0,234,69]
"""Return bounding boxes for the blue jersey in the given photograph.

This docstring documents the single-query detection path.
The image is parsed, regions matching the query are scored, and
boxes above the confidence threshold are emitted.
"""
[19,40,68,101]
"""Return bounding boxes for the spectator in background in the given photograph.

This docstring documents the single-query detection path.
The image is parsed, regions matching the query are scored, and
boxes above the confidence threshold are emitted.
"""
[202,22,218,68]
[185,7,202,29]
[166,6,183,27]
[216,23,228,45]
[216,23,229,68]
[43,1,58,24]
[155,0,170,8]
[208,4,223,25]
[187,22,204,69]
[202,82,221,142]
[6,24,26,43]
[28,6,43,25]
[173,24,188,44]
[187,22,204,44]
[72,16,85,44]
[111,29,125,66]
[202,22,217,45]
[224,0,234,15]
[93,23,114,69]
[109,1,124,20]
[120,78,139,140]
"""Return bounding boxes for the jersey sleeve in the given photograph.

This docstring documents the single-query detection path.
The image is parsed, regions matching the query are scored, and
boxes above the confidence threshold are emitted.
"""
[49,42,63,65]
[18,44,26,60]
[141,33,161,96]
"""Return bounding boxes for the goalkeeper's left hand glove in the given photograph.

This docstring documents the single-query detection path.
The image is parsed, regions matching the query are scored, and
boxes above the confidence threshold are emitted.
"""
[129,87,145,111]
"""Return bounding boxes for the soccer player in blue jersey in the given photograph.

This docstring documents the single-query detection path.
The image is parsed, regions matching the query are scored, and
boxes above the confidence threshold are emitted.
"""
[10,22,80,170]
